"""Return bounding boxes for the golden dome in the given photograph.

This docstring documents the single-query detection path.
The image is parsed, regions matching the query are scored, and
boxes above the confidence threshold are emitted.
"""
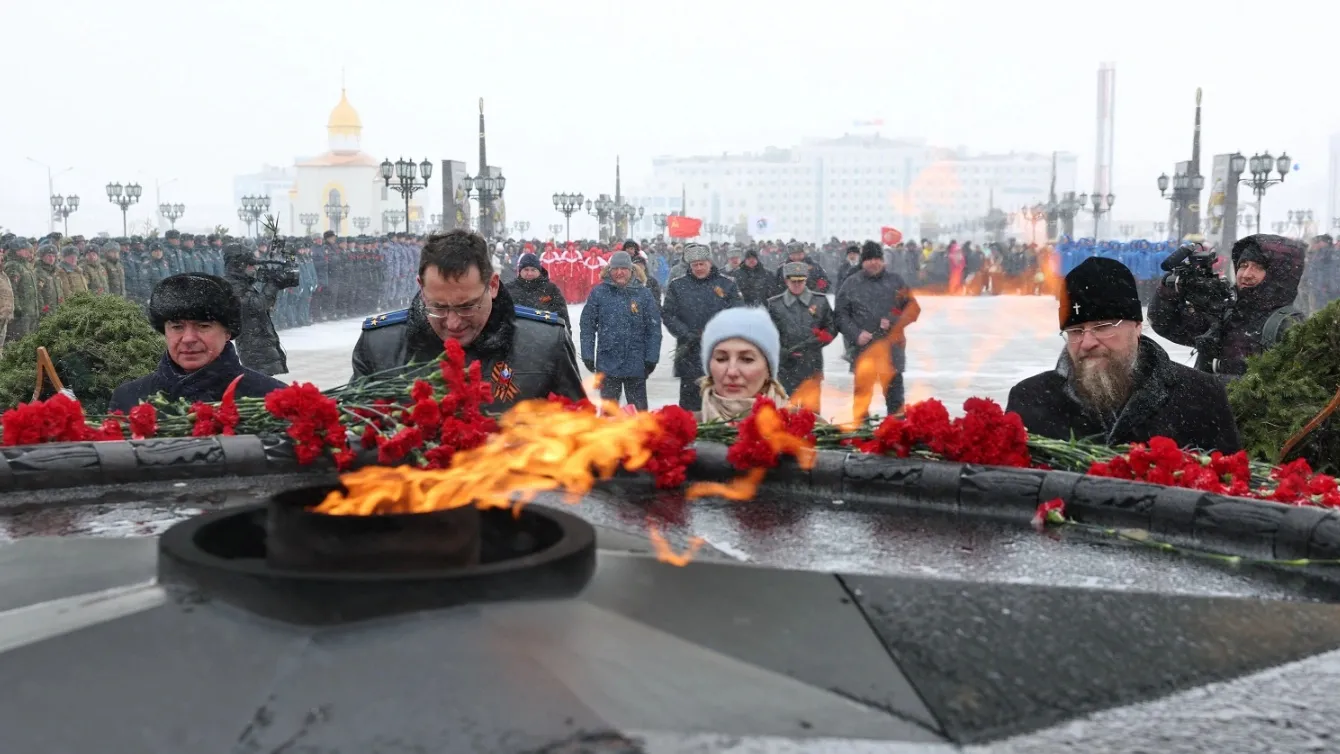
[327,89,362,132]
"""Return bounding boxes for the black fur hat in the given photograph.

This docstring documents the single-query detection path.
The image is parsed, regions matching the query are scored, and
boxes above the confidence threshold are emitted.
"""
[149,273,241,338]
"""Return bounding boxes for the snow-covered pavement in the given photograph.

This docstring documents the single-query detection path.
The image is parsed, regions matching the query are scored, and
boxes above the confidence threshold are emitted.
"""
[279,296,1194,422]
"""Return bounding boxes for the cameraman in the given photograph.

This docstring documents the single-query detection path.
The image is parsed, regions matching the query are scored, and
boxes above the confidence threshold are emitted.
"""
[223,243,300,376]
[1149,233,1305,379]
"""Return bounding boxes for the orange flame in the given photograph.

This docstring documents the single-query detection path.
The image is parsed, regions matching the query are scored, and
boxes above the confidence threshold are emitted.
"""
[685,401,815,501]
[315,400,659,516]
[648,525,705,566]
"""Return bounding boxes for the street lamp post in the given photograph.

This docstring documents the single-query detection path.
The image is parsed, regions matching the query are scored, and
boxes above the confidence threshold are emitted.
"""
[511,220,531,238]
[1079,192,1115,238]
[382,210,405,233]
[239,195,270,237]
[1287,209,1313,238]
[324,198,350,235]
[1231,151,1290,235]
[352,217,371,234]
[1157,171,1204,240]
[1118,223,1135,239]
[1153,221,1168,239]
[51,194,80,236]
[547,223,563,240]
[381,157,433,233]
[299,213,320,235]
[1020,203,1046,244]
[158,202,184,230]
[612,201,644,240]
[105,182,141,236]
[653,213,668,239]
[1048,192,1083,239]
[585,194,616,242]
[1272,221,1288,235]
[553,192,585,242]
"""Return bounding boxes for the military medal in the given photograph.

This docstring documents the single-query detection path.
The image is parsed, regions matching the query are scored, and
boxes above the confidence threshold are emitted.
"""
[714,286,724,298]
[539,295,552,303]
[808,304,817,316]
[491,361,519,402]
[630,301,639,314]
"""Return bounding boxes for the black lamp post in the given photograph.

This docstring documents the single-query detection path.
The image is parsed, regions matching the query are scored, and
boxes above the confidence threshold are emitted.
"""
[382,210,405,233]
[352,217,371,234]
[239,195,270,237]
[548,223,563,240]
[324,197,349,235]
[612,200,644,240]
[159,202,184,230]
[1048,192,1083,239]
[1079,192,1115,238]
[1153,221,1168,239]
[653,213,668,238]
[463,170,506,240]
[553,192,585,242]
[299,213,320,235]
[585,194,615,242]
[1020,203,1046,244]
[1231,151,1290,235]
[381,157,432,233]
[106,181,141,236]
[1287,209,1313,238]
[1157,171,1204,240]
[51,194,79,236]
[510,220,530,237]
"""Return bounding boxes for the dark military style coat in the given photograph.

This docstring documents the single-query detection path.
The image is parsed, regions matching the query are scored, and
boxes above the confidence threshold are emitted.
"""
[351,285,584,414]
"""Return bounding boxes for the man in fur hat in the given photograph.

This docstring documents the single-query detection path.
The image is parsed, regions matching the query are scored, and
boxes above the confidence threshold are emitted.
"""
[1007,257,1240,451]
[108,273,287,413]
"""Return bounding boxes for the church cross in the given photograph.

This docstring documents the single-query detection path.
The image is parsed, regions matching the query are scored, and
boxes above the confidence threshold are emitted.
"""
[1073,303,1081,315]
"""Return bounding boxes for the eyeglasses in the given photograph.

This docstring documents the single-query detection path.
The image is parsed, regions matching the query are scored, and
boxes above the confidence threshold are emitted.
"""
[425,296,487,319]
[1061,320,1125,341]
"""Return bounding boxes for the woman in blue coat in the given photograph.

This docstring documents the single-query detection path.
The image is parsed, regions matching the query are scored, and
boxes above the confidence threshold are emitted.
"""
[579,251,662,410]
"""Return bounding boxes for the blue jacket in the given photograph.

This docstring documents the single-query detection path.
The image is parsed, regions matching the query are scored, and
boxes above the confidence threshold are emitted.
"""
[580,278,662,378]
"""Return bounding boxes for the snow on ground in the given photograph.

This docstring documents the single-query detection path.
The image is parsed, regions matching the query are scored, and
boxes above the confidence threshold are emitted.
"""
[280,296,1194,423]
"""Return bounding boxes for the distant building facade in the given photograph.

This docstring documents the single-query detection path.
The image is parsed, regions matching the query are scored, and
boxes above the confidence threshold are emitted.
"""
[628,134,1078,243]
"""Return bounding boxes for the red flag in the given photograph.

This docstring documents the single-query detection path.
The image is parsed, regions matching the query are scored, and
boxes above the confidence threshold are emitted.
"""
[667,216,703,239]
[880,226,903,246]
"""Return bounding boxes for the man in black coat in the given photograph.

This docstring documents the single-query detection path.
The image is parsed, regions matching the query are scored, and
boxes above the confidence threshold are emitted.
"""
[352,229,584,414]
[109,274,286,413]
[734,249,781,306]
[1148,234,1306,379]
[223,244,298,376]
[504,252,568,316]
[1007,257,1241,452]
[661,243,743,411]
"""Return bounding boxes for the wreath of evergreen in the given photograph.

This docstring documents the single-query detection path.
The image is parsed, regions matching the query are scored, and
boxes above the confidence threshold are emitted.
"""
[1228,298,1340,473]
[0,293,163,413]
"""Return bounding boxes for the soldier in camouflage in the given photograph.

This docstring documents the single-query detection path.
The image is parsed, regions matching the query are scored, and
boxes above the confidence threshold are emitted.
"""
[102,242,127,298]
[80,247,110,295]
[5,239,40,340]
[35,245,63,319]
[57,246,88,300]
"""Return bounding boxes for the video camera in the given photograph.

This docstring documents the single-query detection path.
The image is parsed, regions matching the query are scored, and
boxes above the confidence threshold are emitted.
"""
[1161,241,1232,317]
[255,219,301,290]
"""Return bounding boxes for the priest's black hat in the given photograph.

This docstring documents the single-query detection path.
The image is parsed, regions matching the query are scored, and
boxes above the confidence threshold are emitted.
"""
[149,273,241,338]
[1059,257,1143,330]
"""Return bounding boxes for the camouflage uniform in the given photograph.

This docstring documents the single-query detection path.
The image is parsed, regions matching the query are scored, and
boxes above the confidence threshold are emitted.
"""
[101,243,126,298]
[80,252,110,295]
[57,248,88,299]
[35,255,63,319]
[4,241,40,341]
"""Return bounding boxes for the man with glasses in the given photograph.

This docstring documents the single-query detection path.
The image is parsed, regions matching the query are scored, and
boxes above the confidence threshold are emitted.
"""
[1007,257,1240,451]
[352,229,584,412]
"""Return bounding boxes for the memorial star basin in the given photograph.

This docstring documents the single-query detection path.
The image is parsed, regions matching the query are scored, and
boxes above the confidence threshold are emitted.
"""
[5,434,1340,752]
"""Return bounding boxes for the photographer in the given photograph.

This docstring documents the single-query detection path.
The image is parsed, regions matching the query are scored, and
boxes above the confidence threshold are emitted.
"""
[1148,234,1305,379]
[223,242,300,376]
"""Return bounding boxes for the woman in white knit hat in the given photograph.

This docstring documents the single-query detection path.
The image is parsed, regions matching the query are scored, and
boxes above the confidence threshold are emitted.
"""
[697,307,789,421]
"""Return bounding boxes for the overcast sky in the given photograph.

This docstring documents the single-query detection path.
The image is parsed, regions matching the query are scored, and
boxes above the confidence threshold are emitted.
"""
[2,0,1335,239]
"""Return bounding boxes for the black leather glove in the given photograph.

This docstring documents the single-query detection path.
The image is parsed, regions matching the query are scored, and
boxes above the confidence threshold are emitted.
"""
[644,362,657,377]
[583,358,597,373]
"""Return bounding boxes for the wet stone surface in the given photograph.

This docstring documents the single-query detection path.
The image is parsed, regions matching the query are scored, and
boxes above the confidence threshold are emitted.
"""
[2,477,1334,602]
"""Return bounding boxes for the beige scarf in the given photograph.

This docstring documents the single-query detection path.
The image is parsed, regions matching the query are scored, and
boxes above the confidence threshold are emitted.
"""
[697,378,790,422]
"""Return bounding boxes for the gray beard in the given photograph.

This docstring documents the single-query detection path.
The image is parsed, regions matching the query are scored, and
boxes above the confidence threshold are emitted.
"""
[1068,348,1139,417]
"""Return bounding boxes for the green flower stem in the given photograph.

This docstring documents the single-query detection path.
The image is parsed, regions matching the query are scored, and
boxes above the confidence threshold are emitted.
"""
[1053,517,1340,569]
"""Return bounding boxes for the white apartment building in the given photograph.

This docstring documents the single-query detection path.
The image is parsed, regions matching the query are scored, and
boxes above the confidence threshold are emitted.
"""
[629,134,1079,242]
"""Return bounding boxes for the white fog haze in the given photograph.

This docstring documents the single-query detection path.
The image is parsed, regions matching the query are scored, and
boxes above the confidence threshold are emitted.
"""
[3,0,1336,237]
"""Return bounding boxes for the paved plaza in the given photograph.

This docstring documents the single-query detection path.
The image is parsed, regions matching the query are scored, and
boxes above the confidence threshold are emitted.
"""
[282,296,1194,422]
